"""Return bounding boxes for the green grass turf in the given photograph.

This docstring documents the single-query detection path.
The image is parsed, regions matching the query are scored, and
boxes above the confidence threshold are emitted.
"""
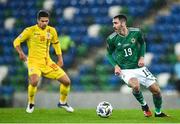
[0,108,180,123]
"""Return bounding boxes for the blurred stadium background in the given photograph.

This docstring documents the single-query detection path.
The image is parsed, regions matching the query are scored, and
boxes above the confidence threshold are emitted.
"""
[0,0,180,108]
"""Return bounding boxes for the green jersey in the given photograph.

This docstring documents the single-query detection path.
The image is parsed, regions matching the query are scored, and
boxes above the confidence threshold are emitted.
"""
[106,28,146,69]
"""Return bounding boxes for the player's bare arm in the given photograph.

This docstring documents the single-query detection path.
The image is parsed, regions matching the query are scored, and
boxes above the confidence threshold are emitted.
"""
[138,56,144,67]
[15,45,27,61]
[57,54,64,67]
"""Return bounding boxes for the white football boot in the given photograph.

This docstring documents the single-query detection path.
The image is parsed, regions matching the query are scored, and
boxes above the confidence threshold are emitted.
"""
[58,102,74,112]
[26,103,34,113]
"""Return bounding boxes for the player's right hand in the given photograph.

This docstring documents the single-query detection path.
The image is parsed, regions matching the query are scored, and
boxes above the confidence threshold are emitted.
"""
[19,52,27,61]
[114,65,121,76]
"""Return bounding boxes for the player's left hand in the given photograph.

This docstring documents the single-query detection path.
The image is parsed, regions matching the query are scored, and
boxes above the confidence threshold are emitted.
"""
[57,60,63,67]
[138,57,144,67]
[57,55,64,67]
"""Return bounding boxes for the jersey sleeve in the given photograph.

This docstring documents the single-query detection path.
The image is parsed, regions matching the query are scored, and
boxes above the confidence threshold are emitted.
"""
[13,28,31,48]
[138,31,146,57]
[51,28,62,55]
[107,38,115,54]
[106,38,117,67]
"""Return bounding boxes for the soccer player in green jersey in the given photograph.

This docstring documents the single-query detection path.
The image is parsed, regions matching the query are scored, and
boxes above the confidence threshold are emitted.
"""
[106,14,168,117]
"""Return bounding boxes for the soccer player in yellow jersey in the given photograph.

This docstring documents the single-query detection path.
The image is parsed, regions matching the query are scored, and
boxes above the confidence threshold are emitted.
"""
[13,10,74,113]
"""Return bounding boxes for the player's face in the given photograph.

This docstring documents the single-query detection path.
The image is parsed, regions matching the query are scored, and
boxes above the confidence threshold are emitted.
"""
[37,17,49,29]
[113,18,126,32]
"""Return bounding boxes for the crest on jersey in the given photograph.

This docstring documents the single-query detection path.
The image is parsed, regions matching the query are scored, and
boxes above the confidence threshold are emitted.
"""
[118,43,121,46]
[131,38,136,43]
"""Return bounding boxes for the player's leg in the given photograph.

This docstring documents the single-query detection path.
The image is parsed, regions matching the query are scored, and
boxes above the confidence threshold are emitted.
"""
[26,66,41,113]
[148,83,168,117]
[43,63,74,112]
[128,78,152,117]
[129,78,146,106]
[26,74,40,113]
[121,69,151,117]
[57,74,71,104]
[139,67,168,117]
[57,74,74,112]
[28,74,40,103]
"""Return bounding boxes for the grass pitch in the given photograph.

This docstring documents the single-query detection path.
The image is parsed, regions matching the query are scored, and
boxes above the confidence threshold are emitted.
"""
[0,108,180,123]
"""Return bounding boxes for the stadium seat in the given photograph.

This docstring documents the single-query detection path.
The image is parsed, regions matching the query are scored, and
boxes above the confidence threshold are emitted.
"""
[157,73,171,88]
[43,0,55,11]
[0,66,8,85]
[175,43,180,55]
[63,54,74,68]
[108,75,121,89]
[79,64,94,75]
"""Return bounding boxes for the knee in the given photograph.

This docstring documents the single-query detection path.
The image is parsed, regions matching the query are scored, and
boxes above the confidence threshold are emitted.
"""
[30,80,39,87]
[150,83,161,95]
[152,89,161,96]
[152,89,161,98]
[63,78,71,86]
[29,75,39,87]
[129,78,140,92]
[58,76,71,86]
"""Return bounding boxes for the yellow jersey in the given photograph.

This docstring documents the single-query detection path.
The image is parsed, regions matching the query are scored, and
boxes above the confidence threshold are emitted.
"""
[13,24,62,65]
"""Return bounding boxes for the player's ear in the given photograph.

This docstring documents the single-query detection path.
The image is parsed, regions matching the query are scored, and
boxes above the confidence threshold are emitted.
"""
[37,19,40,23]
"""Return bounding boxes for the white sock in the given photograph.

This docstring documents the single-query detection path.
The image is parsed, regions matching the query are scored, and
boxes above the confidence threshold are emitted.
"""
[155,111,161,115]
[60,100,66,104]
[142,101,147,106]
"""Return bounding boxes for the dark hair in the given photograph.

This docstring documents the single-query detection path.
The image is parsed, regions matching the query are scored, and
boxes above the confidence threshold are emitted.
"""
[37,10,49,20]
[113,14,127,22]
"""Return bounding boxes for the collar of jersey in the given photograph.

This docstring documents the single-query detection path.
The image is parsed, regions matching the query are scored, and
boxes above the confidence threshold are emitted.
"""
[118,28,129,37]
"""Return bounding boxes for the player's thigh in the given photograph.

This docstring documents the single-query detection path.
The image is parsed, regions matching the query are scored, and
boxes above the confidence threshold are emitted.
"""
[43,66,66,80]
[136,67,156,88]
[121,69,136,86]
[28,66,41,86]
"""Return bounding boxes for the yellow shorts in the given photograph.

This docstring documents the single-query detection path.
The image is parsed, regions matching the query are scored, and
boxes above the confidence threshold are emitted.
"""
[27,61,66,80]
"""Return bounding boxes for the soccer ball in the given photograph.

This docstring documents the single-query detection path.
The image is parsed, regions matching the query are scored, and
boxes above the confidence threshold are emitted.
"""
[96,101,113,118]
